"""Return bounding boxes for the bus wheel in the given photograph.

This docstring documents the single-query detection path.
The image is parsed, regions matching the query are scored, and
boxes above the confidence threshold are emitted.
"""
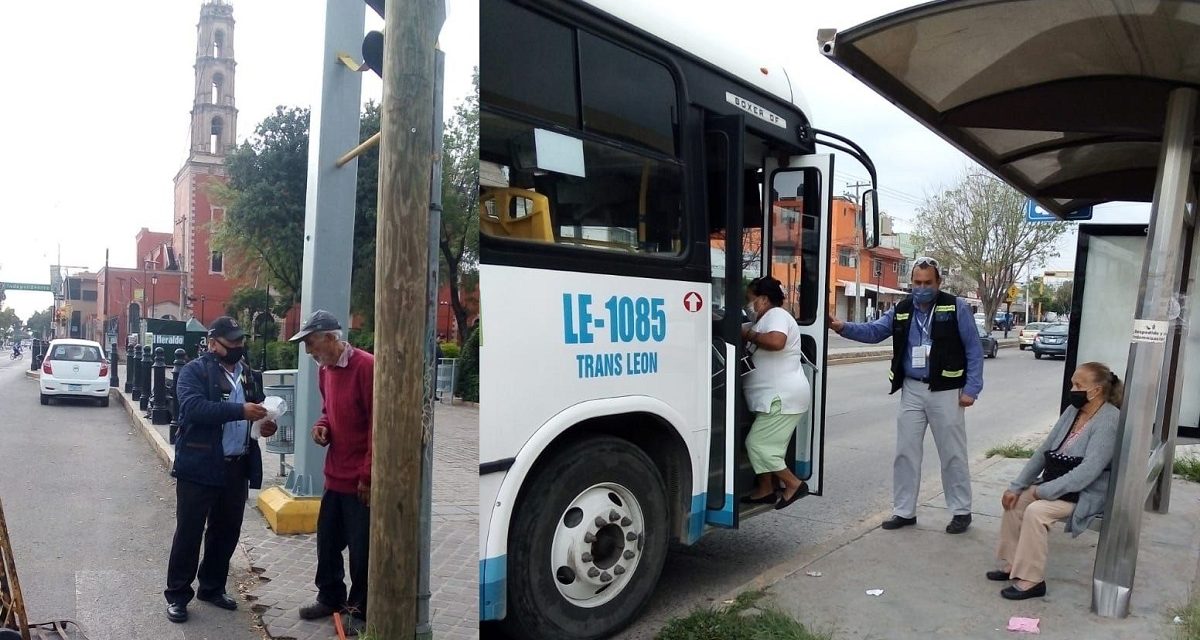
[505,436,669,640]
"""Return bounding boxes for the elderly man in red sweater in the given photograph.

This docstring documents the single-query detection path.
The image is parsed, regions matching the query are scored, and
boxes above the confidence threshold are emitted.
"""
[290,310,374,634]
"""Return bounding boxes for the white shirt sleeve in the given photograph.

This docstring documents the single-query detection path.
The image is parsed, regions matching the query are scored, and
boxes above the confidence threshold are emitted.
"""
[755,308,793,336]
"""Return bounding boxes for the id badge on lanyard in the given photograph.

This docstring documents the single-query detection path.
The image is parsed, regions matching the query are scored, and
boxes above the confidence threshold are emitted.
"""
[912,312,931,369]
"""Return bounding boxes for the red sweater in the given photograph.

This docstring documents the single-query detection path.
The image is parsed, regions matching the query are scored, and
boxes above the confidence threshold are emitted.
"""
[315,347,374,494]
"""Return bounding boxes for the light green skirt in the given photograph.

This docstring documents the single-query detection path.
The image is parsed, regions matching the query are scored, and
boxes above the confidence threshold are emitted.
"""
[747,398,803,474]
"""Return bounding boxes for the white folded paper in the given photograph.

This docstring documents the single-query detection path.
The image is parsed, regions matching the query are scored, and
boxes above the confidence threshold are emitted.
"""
[252,395,289,438]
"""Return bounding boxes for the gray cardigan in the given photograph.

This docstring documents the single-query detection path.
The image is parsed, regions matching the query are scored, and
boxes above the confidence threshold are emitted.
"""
[1009,402,1119,537]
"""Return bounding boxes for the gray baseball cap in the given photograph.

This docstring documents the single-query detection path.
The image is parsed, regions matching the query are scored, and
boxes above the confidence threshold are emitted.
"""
[288,309,343,343]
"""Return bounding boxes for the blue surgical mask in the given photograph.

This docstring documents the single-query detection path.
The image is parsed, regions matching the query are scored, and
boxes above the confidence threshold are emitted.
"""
[912,286,938,305]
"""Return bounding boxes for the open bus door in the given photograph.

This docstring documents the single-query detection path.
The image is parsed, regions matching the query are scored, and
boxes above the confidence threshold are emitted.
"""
[704,114,831,528]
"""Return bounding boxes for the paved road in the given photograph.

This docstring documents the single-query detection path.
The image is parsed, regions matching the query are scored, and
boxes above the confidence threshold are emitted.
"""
[0,358,260,639]
[616,349,1066,638]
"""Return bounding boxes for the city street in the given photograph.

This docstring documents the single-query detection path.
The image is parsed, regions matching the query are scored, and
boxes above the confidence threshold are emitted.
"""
[0,356,260,638]
[615,348,1067,638]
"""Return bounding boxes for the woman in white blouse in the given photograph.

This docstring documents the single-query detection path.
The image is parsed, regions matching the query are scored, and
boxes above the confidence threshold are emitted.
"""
[739,277,812,511]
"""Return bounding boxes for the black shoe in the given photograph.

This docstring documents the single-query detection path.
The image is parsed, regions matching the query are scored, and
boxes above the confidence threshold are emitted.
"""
[1001,581,1046,600]
[166,603,188,623]
[986,570,1013,581]
[774,483,809,511]
[197,593,238,611]
[740,492,778,505]
[299,601,341,620]
[946,514,972,534]
[881,515,917,530]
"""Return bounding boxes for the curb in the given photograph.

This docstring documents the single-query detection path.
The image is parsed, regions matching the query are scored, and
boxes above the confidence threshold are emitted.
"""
[24,370,39,381]
[717,423,1051,604]
[117,388,175,468]
[827,341,1020,367]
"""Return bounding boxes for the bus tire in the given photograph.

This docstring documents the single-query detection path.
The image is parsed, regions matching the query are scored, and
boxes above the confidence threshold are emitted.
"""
[504,436,669,640]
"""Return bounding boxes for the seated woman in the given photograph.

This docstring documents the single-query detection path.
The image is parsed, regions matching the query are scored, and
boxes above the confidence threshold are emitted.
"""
[991,361,1122,600]
[739,277,812,511]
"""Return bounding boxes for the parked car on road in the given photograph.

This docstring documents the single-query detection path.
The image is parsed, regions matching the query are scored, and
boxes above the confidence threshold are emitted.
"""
[1018,322,1048,350]
[977,325,999,359]
[39,339,110,407]
[1032,323,1069,359]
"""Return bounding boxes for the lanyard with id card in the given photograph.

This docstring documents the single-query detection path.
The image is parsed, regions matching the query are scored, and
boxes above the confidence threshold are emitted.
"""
[911,311,932,370]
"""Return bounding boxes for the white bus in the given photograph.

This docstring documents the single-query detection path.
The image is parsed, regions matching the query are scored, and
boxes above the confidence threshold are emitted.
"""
[478,1,879,637]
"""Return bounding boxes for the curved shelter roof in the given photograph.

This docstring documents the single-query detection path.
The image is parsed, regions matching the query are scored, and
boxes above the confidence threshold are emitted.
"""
[818,0,1200,217]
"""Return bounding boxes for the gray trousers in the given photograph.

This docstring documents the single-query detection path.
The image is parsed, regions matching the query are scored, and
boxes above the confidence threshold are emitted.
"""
[894,377,972,518]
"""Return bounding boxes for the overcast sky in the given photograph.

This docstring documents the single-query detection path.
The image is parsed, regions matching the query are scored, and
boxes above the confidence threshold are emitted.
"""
[0,0,477,319]
[0,0,1149,320]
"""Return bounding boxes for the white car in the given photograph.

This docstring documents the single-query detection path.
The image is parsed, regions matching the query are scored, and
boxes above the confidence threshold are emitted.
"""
[39,339,111,407]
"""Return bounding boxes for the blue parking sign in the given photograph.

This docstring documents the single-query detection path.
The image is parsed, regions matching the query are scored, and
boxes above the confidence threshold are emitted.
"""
[1025,199,1093,222]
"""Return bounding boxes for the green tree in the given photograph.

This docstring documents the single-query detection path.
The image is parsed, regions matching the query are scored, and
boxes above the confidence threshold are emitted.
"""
[225,287,274,331]
[210,106,310,311]
[913,171,1071,323]
[0,307,19,341]
[439,68,481,344]
[26,307,52,339]
[1051,281,1075,315]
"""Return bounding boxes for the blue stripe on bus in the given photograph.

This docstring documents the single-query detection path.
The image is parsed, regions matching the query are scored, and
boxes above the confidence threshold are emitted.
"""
[687,494,706,543]
[705,495,736,527]
[480,555,507,621]
[794,460,811,478]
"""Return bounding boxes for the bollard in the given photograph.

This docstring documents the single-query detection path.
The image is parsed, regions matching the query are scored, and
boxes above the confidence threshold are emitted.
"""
[30,339,39,372]
[152,347,170,425]
[125,344,136,394]
[109,343,120,388]
[131,343,142,401]
[139,344,153,413]
[169,348,186,444]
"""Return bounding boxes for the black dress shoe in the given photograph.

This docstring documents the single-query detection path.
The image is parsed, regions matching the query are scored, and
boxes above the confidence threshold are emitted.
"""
[774,483,809,511]
[299,601,341,620]
[881,515,917,530]
[1001,581,1046,600]
[986,570,1013,581]
[166,603,188,623]
[198,593,238,610]
[946,514,972,534]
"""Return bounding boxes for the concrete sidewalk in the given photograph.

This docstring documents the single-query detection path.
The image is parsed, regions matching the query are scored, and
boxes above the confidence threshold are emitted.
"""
[115,386,478,640]
[747,456,1200,639]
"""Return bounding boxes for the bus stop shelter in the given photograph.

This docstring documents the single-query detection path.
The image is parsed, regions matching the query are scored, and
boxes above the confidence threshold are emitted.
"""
[818,0,1200,618]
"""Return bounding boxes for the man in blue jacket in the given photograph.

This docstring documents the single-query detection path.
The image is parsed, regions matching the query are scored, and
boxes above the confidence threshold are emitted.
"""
[164,316,277,623]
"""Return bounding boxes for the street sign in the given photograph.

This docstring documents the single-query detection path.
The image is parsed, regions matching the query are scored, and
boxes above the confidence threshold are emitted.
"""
[1025,199,1093,222]
[1006,284,1020,303]
[0,282,52,292]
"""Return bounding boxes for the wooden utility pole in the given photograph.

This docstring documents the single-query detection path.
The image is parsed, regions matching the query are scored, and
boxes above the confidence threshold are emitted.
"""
[369,0,445,637]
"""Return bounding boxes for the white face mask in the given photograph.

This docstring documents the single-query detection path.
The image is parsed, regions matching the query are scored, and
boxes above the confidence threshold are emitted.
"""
[744,303,757,322]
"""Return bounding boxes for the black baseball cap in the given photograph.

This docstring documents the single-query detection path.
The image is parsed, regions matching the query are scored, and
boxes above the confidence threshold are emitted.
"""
[289,309,343,343]
[208,316,245,341]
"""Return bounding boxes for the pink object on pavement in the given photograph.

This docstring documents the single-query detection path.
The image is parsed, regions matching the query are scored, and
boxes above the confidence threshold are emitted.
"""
[1007,617,1041,633]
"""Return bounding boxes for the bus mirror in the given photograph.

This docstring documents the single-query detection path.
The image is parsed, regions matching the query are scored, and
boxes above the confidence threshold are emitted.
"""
[861,189,880,249]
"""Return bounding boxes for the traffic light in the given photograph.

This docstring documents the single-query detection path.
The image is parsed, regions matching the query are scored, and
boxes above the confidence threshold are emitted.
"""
[362,0,385,78]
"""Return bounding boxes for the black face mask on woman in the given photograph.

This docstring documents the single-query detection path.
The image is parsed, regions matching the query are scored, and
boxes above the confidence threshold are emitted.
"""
[1068,389,1091,409]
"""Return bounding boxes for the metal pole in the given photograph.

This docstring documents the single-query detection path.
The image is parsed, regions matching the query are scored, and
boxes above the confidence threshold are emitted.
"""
[139,344,153,414]
[368,0,443,635]
[1092,87,1197,618]
[414,48,445,640]
[284,0,366,500]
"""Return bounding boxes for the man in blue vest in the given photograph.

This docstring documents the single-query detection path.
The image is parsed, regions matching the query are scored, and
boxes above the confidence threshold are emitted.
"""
[830,257,984,534]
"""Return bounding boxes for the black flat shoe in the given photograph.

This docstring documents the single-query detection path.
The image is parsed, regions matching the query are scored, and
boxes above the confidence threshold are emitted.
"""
[198,593,238,611]
[1001,581,1046,600]
[946,514,972,534]
[740,492,778,505]
[881,515,917,530]
[166,603,188,623]
[774,484,809,510]
[986,570,1013,581]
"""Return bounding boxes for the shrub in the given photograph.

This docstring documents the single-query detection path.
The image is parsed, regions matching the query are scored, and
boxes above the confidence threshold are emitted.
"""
[349,329,375,353]
[439,341,460,359]
[456,322,480,402]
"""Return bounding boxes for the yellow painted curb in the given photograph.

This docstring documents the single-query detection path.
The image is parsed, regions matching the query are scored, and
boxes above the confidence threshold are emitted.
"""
[257,486,321,534]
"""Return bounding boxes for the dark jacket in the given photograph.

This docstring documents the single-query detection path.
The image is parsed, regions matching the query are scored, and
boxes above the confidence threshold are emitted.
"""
[889,291,968,393]
[173,352,265,489]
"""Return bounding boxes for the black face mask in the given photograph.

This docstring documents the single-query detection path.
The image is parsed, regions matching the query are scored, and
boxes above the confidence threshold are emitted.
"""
[1068,390,1090,409]
[218,346,245,365]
